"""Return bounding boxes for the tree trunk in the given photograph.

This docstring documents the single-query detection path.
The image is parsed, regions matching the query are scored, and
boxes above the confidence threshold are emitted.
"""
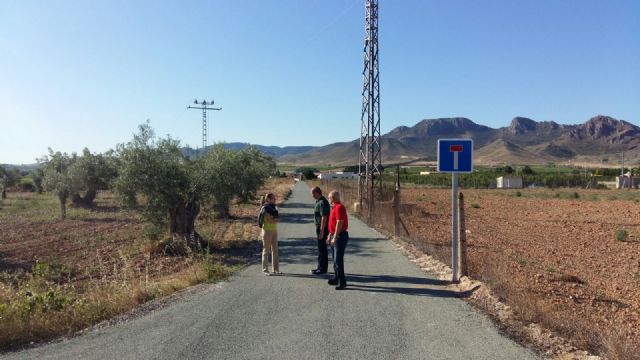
[72,188,97,206]
[59,193,67,219]
[1,188,5,199]
[169,199,207,251]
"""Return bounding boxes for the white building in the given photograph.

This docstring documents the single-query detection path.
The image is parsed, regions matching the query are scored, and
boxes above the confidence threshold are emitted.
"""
[616,173,638,189]
[317,171,359,180]
[496,176,523,189]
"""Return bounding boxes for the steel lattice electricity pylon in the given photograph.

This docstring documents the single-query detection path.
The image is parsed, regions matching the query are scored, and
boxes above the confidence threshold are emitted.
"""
[358,0,382,221]
[188,99,222,149]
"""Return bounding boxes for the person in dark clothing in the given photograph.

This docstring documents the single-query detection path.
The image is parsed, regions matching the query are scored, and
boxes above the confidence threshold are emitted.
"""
[310,186,331,275]
[326,190,349,290]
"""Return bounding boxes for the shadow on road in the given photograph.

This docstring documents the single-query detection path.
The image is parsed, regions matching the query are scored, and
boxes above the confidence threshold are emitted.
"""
[279,202,314,209]
[280,213,314,224]
[347,273,449,286]
[344,284,477,298]
[278,237,384,266]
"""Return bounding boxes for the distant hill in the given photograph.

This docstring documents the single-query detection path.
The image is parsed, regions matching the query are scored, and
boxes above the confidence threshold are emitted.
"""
[278,115,640,166]
[0,163,39,173]
[180,143,318,159]
[223,143,317,157]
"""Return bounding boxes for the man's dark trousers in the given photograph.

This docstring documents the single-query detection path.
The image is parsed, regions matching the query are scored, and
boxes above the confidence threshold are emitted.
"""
[316,226,329,272]
[331,231,349,286]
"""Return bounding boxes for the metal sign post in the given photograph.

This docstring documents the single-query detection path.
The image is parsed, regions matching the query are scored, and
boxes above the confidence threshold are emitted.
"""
[437,139,473,283]
[451,172,459,282]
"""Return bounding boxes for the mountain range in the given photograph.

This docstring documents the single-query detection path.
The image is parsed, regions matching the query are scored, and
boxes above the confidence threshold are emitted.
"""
[228,115,640,166]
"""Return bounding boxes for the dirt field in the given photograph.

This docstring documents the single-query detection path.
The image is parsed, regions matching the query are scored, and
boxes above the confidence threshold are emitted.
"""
[401,188,640,358]
[0,178,293,349]
[315,179,640,359]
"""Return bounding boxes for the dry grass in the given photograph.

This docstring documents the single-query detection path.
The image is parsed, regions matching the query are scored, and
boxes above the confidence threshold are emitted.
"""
[0,178,294,351]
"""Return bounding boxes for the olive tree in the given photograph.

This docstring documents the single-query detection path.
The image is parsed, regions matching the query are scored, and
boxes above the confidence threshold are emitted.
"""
[114,123,201,246]
[40,150,82,219]
[0,166,18,199]
[70,148,117,206]
[114,123,275,249]
[31,167,45,194]
[0,178,5,201]
[194,144,275,217]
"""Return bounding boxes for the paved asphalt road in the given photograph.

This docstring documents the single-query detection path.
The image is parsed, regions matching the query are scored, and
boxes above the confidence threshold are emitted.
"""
[3,181,540,360]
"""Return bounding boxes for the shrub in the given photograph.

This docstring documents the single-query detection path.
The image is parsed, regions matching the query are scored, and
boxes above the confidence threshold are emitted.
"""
[18,177,36,192]
[470,203,480,208]
[300,168,317,180]
[615,229,629,242]
[515,191,522,197]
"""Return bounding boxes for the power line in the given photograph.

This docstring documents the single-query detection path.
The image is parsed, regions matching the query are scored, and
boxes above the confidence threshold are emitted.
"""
[187,99,222,150]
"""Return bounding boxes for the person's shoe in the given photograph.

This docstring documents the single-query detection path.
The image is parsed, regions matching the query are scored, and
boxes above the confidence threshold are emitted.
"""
[335,284,347,290]
[327,278,338,285]
[263,271,271,276]
[272,270,282,275]
[312,269,327,275]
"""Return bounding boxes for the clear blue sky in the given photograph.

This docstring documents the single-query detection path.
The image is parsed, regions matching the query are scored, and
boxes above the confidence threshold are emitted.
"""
[1,0,639,164]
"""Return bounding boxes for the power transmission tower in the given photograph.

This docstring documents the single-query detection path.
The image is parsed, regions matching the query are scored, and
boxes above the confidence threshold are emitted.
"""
[188,99,222,149]
[358,0,382,221]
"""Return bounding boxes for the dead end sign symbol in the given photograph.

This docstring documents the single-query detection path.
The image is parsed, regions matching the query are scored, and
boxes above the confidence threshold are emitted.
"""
[437,139,473,173]
[449,145,463,170]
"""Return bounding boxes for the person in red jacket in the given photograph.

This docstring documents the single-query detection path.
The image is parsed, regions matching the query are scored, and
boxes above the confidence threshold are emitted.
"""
[326,190,349,290]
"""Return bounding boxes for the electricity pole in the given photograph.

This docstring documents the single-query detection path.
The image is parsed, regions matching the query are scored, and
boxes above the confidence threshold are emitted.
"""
[188,99,222,150]
[358,0,382,221]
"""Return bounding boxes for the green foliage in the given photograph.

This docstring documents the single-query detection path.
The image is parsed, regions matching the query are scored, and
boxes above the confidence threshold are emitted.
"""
[342,165,359,173]
[0,166,19,187]
[295,167,318,180]
[0,178,6,200]
[615,229,629,242]
[195,144,275,212]
[470,203,480,208]
[40,149,83,219]
[31,167,45,193]
[399,167,593,189]
[522,165,534,175]
[114,122,189,226]
[18,177,36,192]
[200,255,231,282]
[69,148,118,204]
[114,122,276,237]
[17,288,73,318]
[515,191,522,197]
[32,260,73,283]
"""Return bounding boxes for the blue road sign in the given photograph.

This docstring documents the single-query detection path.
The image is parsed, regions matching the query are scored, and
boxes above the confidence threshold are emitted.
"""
[437,139,474,173]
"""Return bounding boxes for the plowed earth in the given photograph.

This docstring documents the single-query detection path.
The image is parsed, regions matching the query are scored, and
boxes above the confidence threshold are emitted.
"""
[400,188,640,355]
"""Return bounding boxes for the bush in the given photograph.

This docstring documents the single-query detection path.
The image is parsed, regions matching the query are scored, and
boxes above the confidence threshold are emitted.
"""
[300,168,317,180]
[522,165,534,175]
[615,229,629,242]
[515,191,522,197]
[18,177,36,192]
